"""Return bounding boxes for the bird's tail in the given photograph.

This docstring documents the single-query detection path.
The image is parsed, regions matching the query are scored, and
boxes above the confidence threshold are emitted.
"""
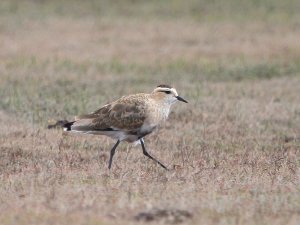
[63,121,75,131]
[48,119,74,130]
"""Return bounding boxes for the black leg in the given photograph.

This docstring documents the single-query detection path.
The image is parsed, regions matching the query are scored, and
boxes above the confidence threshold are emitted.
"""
[108,140,121,169]
[140,139,168,170]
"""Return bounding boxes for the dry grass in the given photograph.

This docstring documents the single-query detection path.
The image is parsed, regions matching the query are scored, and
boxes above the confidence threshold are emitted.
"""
[1,0,300,224]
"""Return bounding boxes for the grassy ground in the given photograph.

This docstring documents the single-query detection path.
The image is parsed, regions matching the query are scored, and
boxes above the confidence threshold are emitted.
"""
[1,0,300,224]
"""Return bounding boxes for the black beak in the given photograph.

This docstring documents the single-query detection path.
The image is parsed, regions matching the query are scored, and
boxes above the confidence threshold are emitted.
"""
[176,96,188,103]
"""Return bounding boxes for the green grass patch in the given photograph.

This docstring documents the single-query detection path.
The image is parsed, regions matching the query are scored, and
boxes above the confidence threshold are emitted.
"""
[1,57,300,125]
[0,0,299,23]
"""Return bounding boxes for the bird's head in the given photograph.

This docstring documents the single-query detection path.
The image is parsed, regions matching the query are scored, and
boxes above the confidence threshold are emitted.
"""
[152,84,188,105]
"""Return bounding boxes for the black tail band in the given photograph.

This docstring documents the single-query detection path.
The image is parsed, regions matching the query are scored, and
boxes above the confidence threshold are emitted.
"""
[63,121,75,131]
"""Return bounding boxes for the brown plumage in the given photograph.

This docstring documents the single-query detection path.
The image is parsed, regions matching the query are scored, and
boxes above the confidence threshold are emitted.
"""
[73,94,147,134]
[64,85,188,170]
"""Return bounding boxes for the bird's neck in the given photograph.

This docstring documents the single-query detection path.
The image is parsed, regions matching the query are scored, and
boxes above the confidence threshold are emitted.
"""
[149,96,172,122]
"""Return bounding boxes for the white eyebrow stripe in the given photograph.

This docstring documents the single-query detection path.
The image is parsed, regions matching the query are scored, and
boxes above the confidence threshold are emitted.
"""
[155,87,171,92]
[171,88,178,96]
[154,87,178,96]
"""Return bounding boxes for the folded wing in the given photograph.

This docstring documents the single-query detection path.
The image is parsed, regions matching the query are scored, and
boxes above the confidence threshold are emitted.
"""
[70,95,147,133]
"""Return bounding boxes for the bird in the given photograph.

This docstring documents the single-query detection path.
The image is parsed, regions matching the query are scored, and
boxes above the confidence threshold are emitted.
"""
[63,84,188,170]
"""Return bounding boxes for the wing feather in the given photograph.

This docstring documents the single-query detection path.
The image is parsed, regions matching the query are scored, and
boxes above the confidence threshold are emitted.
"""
[71,94,148,132]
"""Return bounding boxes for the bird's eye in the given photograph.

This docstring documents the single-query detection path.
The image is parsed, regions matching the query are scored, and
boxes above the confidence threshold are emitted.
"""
[165,91,171,94]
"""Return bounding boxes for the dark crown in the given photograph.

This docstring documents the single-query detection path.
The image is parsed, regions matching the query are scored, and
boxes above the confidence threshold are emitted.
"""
[157,84,172,89]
